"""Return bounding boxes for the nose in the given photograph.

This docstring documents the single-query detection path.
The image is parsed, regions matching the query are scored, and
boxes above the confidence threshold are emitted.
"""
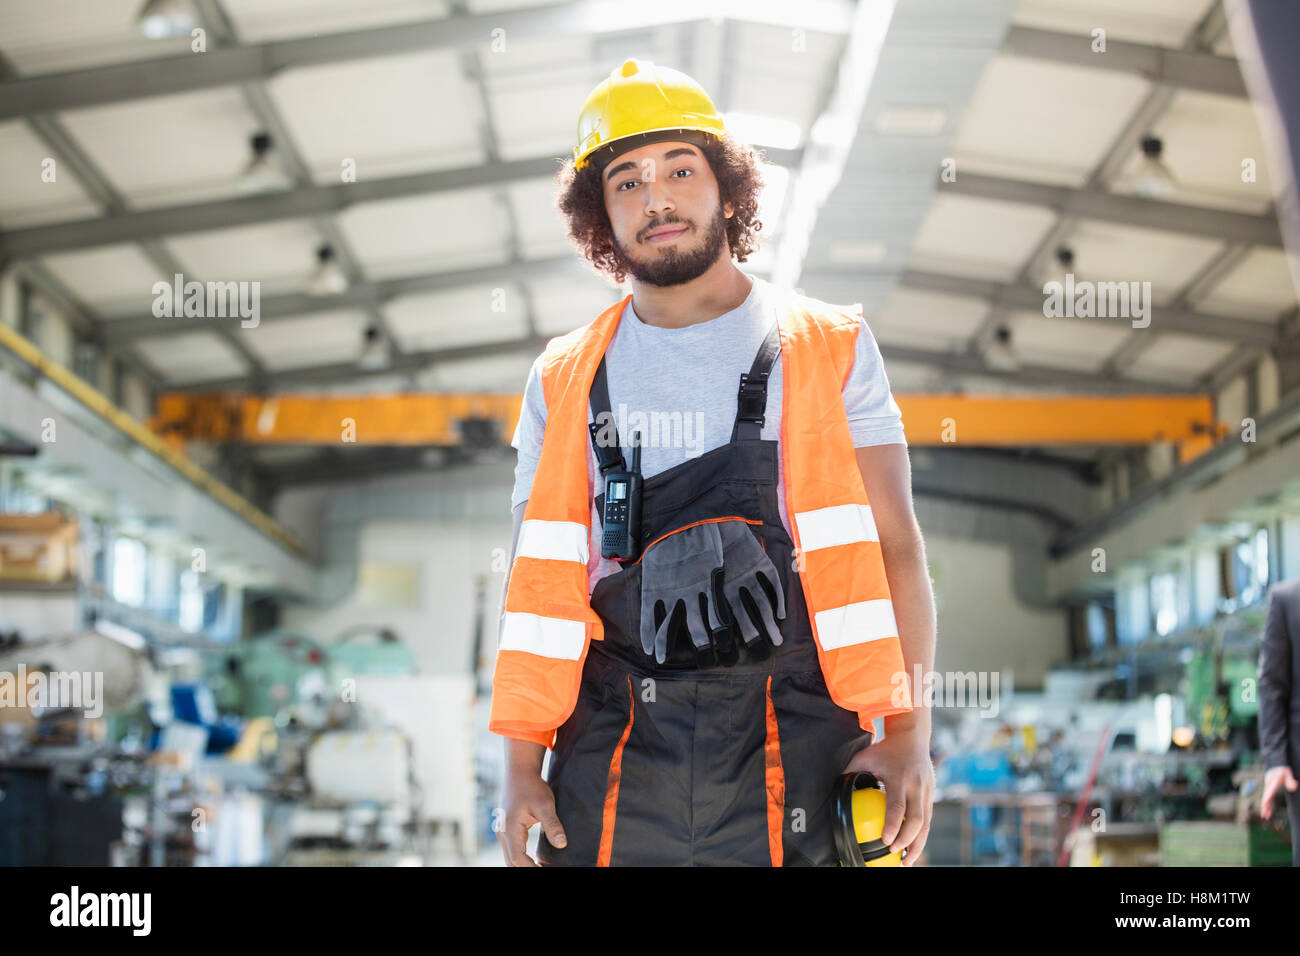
[641,177,675,221]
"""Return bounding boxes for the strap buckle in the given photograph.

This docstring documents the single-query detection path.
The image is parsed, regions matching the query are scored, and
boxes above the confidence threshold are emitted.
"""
[589,419,626,474]
[735,373,767,426]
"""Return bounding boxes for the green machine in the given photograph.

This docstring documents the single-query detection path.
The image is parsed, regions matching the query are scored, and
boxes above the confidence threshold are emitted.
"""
[211,631,328,719]
[1160,607,1289,866]
[1183,609,1264,748]
[1160,821,1293,866]
[327,625,418,682]
[1184,649,1258,745]
[212,627,417,719]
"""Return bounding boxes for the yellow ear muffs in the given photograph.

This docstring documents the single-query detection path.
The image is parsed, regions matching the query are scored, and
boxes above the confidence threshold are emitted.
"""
[833,771,904,867]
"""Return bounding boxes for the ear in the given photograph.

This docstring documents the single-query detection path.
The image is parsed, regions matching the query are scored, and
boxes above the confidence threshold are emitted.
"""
[724,200,735,219]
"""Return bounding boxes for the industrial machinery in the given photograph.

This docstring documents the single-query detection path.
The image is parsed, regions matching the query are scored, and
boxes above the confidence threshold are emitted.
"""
[206,626,435,863]
[211,626,417,721]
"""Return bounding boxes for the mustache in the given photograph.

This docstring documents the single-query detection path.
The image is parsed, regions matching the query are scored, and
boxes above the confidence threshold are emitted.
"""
[641,218,689,239]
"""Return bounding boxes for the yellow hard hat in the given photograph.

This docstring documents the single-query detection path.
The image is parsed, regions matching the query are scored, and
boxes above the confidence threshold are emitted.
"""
[573,58,728,172]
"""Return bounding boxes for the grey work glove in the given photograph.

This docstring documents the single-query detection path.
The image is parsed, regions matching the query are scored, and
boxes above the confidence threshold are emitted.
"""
[715,521,786,649]
[639,522,725,664]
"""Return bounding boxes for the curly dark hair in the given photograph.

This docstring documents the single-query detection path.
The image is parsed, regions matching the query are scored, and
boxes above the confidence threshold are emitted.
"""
[555,133,766,285]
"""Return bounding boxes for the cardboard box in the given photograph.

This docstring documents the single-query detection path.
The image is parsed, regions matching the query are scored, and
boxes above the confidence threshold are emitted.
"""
[0,512,78,583]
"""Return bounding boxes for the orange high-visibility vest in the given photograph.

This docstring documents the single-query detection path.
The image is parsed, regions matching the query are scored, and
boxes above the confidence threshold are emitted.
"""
[491,285,913,748]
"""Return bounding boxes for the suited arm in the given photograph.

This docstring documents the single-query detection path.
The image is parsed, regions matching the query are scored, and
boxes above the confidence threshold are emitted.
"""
[1258,585,1293,770]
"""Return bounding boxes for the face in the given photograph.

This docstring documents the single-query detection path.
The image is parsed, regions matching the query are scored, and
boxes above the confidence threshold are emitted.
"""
[601,141,735,287]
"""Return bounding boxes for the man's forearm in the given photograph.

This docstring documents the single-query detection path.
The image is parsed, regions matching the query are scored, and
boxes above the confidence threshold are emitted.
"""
[507,737,547,775]
[880,529,936,734]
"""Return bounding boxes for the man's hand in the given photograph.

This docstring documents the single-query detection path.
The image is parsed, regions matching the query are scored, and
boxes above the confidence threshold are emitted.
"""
[1261,765,1298,820]
[498,763,567,866]
[844,725,934,866]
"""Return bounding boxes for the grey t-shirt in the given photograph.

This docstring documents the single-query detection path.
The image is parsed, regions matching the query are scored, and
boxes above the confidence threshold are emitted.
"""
[510,273,906,593]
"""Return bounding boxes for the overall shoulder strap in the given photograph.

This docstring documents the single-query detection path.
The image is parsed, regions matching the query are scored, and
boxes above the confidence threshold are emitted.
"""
[731,319,781,442]
[588,357,626,474]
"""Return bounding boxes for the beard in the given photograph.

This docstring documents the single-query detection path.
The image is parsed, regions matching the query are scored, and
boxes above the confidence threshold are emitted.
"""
[611,206,729,287]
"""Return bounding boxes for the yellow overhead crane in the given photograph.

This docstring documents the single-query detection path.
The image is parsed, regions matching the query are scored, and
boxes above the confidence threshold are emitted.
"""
[153,392,521,448]
[153,392,1228,464]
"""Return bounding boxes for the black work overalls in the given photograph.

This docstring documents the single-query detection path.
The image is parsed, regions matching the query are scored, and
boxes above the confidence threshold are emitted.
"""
[536,321,874,866]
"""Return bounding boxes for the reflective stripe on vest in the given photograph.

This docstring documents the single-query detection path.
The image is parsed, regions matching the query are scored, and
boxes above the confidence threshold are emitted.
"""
[489,286,913,747]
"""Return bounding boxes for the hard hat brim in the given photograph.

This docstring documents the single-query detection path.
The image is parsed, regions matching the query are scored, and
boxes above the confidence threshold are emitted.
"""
[578,128,717,173]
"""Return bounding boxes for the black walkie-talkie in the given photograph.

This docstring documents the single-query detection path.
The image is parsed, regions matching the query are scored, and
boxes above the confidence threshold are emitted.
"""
[601,429,643,562]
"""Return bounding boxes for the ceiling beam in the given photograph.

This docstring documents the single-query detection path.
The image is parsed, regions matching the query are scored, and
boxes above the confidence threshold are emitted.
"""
[0,0,856,121]
[161,320,1194,393]
[256,446,469,493]
[0,156,554,259]
[2,144,1267,264]
[941,171,1283,247]
[101,257,1274,350]
[892,268,1279,346]
[252,444,1093,510]
[169,332,552,390]
[0,19,1233,126]
[100,255,594,340]
[1002,25,1247,98]
[0,148,800,260]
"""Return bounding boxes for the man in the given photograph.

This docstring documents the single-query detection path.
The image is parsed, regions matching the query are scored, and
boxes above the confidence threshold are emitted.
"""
[493,59,936,866]
[1258,577,1300,864]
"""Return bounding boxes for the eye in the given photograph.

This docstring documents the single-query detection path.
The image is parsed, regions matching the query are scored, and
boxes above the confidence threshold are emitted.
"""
[616,167,692,192]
